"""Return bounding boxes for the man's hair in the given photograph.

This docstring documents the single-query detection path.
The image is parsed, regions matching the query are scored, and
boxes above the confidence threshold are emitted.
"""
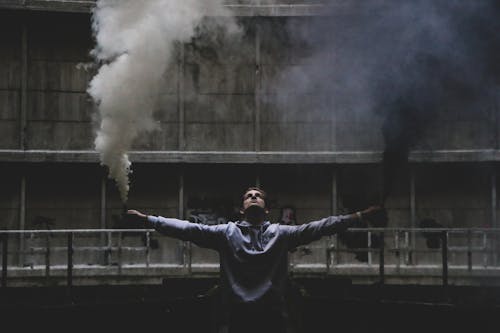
[241,186,268,208]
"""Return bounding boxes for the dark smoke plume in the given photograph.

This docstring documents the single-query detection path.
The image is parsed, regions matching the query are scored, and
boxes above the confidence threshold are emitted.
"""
[262,1,500,259]
[270,0,500,204]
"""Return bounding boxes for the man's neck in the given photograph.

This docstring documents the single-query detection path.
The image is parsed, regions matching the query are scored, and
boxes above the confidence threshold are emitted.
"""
[243,205,267,225]
[245,216,265,225]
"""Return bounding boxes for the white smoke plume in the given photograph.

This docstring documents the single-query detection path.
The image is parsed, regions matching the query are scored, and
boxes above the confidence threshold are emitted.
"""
[88,0,238,202]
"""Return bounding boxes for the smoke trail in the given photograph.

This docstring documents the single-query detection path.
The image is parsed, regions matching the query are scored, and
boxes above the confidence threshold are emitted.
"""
[88,0,238,202]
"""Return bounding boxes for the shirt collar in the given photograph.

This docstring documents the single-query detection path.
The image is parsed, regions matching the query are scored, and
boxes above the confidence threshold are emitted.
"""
[237,220,271,227]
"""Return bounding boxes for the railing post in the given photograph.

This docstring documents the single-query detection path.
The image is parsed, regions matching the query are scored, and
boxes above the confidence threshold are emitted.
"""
[367,231,372,265]
[187,242,192,275]
[67,232,73,288]
[45,232,50,285]
[441,230,448,287]
[482,232,488,267]
[379,231,385,285]
[2,234,7,288]
[404,231,411,265]
[106,231,112,266]
[395,231,401,273]
[145,231,150,268]
[326,242,331,274]
[117,232,122,275]
[335,234,341,265]
[467,230,472,272]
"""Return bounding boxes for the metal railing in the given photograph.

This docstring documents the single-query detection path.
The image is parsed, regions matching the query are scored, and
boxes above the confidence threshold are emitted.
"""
[1,228,499,287]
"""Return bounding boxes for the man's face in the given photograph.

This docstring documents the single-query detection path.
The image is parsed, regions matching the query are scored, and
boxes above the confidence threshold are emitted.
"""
[241,189,267,212]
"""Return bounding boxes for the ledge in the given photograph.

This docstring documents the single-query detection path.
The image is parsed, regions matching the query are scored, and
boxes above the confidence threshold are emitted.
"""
[225,3,329,17]
[4,264,500,287]
[0,149,499,164]
[0,0,95,13]
[0,1,330,16]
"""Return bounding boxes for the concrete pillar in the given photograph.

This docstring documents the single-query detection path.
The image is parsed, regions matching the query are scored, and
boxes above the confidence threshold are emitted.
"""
[100,174,107,265]
[254,19,261,152]
[178,171,184,220]
[178,42,185,151]
[409,165,416,265]
[331,167,337,215]
[491,165,498,265]
[410,165,416,228]
[18,175,26,265]
[492,165,497,228]
[100,175,107,229]
[20,19,27,149]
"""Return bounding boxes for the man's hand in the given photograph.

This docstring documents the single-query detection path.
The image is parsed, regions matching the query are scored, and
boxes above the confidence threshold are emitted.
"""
[127,209,147,219]
[118,209,149,229]
[359,206,388,227]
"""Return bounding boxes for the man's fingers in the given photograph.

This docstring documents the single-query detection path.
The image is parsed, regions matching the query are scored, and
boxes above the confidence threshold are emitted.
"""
[127,209,145,218]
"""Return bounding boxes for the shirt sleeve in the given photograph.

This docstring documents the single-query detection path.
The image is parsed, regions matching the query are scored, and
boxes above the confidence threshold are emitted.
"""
[147,216,227,250]
[282,215,360,250]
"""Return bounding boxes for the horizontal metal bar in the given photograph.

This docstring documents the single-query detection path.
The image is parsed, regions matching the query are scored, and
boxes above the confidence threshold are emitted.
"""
[27,246,148,252]
[23,245,494,255]
[2,227,499,234]
[0,229,155,234]
[447,247,490,251]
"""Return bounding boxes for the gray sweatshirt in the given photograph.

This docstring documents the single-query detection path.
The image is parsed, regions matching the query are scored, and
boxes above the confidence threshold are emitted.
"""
[147,214,358,306]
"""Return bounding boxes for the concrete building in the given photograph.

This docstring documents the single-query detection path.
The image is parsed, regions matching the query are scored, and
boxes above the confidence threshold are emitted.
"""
[1,0,499,289]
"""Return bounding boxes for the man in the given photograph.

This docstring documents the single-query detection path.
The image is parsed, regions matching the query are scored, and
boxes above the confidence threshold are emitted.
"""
[127,187,386,333]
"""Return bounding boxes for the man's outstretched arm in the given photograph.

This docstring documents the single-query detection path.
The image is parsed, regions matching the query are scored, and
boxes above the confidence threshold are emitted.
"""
[126,210,226,250]
[285,206,387,249]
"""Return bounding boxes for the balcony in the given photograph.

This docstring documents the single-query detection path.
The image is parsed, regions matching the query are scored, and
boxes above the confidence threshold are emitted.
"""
[2,227,500,287]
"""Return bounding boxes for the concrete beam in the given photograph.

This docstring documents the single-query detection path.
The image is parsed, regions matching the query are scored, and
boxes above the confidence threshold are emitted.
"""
[0,0,95,13]
[1,149,500,164]
[225,4,328,17]
[0,1,330,16]
[409,149,500,163]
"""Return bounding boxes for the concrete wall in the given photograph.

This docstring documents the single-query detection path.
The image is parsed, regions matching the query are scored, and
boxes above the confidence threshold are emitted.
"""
[0,13,22,149]
[0,8,498,274]
[0,11,497,153]
[26,12,95,149]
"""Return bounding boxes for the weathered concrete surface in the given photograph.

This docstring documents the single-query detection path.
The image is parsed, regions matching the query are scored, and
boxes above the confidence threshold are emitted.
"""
[0,5,499,290]
[0,10,498,155]
[2,149,500,163]
[0,1,331,16]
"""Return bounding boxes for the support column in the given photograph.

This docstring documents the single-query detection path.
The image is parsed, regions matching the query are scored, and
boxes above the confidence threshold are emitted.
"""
[100,174,108,265]
[492,165,497,228]
[18,175,26,266]
[178,171,184,219]
[255,166,261,188]
[330,167,338,270]
[19,19,28,149]
[100,175,107,229]
[491,165,497,265]
[179,170,190,272]
[331,167,338,215]
[254,19,261,152]
[178,42,185,151]
[409,165,416,265]
[18,18,28,266]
